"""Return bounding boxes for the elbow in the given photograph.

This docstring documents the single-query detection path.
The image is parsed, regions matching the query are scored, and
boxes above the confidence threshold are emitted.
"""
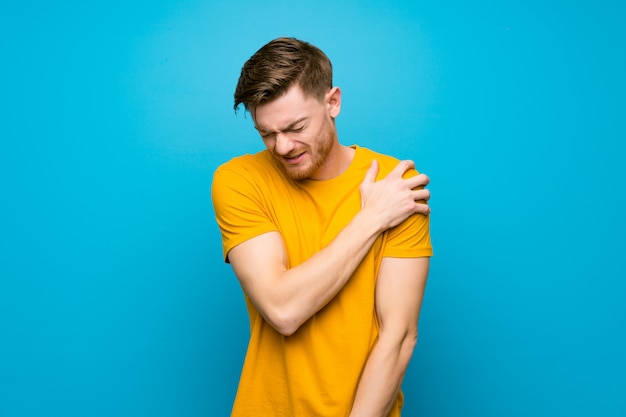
[273,320,299,337]
[379,326,419,361]
[264,305,303,336]
[250,291,306,336]
[398,330,418,365]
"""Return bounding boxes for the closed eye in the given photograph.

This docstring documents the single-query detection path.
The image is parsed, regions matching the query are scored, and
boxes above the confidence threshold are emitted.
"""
[256,129,273,139]
[289,125,306,133]
[254,118,307,138]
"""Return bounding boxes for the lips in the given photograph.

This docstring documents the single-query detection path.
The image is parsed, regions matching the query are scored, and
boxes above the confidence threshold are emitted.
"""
[283,151,306,164]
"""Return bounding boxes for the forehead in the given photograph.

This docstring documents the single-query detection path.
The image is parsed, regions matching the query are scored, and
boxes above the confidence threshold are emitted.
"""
[252,85,323,130]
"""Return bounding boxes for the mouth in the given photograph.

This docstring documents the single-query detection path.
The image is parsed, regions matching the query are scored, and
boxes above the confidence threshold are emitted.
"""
[282,151,306,165]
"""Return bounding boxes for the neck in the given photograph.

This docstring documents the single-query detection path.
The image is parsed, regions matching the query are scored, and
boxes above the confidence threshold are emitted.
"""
[310,142,355,181]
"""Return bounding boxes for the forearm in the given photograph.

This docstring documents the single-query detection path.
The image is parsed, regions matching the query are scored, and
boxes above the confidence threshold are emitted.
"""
[231,207,386,335]
[350,256,429,416]
[227,160,430,336]
[288,207,397,329]
[269,163,430,334]
[349,335,416,417]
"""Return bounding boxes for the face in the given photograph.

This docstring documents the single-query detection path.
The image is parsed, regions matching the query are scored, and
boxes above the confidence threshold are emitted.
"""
[252,85,341,180]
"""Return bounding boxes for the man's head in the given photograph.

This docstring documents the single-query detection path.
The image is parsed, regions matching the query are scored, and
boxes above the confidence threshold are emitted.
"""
[234,37,344,181]
[234,37,333,112]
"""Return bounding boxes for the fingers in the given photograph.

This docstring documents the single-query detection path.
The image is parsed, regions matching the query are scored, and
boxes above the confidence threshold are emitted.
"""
[362,160,380,184]
[374,161,430,186]
[388,162,430,190]
[413,173,430,187]
[412,188,431,203]
[411,175,431,215]
[389,160,415,178]
[414,202,431,215]
[404,173,430,190]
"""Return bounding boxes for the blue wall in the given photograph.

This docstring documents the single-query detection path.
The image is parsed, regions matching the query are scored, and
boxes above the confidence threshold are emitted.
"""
[1,1,624,416]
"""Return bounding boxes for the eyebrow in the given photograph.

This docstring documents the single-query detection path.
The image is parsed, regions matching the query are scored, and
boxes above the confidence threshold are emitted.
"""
[254,117,308,134]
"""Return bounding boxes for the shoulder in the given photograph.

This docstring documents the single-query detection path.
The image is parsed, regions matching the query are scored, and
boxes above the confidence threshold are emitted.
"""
[355,146,419,178]
[213,151,282,189]
[212,150,300,210]
[214,151,271,178]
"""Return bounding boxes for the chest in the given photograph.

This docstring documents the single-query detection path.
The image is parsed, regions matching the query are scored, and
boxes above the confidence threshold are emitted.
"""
[262,178,362,267]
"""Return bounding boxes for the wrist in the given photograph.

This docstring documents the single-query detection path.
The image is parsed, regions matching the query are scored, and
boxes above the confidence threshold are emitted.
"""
[354,207,387,236]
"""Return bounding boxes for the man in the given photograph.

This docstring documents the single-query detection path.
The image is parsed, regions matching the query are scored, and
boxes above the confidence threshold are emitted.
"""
[212,37,433,417]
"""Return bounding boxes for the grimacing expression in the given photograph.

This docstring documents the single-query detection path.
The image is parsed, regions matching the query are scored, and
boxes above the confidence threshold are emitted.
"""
[252,86,338,181]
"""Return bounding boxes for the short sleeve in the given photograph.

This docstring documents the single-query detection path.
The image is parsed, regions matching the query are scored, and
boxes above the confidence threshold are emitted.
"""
[380,165,433,258]
[211,165,279,262]
[382,212,433,258]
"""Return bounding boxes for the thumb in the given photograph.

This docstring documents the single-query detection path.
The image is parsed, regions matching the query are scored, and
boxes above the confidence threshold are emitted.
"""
[362,159,379,184]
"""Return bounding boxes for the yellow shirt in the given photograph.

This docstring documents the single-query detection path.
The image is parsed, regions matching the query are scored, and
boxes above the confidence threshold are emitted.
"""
[212,145,432,416]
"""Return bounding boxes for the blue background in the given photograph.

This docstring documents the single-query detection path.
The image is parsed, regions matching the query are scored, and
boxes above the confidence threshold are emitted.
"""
[1,1,624,416]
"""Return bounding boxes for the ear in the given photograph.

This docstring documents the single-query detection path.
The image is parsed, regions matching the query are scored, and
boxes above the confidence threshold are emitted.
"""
[325,86,342,118]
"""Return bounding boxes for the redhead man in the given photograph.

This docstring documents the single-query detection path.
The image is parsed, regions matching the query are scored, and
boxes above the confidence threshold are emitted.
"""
[212,37,432,417]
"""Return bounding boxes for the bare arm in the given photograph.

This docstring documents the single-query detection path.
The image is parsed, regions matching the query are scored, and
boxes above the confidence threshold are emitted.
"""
[349,256,430,417]
[227,160,430,336]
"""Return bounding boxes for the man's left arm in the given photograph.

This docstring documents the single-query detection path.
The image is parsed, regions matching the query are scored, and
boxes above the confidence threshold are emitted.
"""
[349,256,430,417]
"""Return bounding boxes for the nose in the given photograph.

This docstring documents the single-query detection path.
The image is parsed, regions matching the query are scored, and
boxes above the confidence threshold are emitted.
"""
[274,132,295,156]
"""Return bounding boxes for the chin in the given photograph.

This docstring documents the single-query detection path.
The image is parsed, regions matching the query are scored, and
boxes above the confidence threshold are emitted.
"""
[284,168,311,181]
[274,151,325,180]
[284,162,318,180]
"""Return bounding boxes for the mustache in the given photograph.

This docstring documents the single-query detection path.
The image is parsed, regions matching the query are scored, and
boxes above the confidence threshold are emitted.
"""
[277,150,306,159]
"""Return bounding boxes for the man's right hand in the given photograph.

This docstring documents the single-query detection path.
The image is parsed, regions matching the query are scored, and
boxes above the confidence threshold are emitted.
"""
[225,159,431,336]
[359,160,431,231]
